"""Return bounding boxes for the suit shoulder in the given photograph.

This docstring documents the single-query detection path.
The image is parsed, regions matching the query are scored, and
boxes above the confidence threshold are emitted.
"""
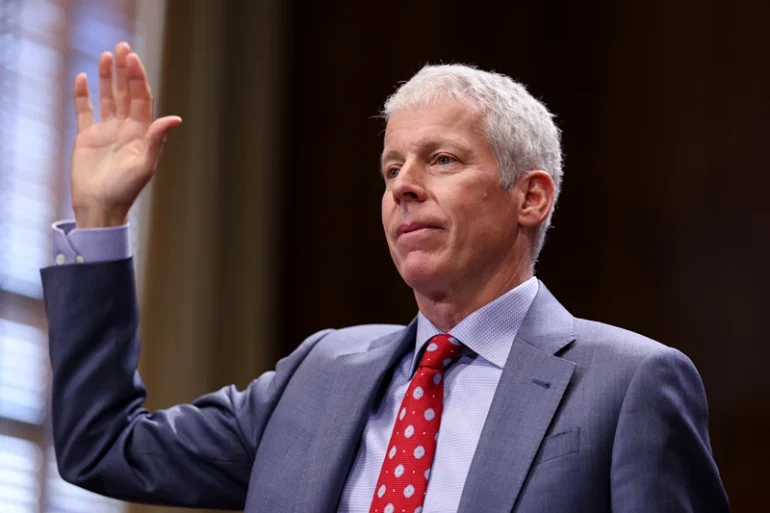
[567,319,701,411]
[305,323,407,358]
[572,318,685,365]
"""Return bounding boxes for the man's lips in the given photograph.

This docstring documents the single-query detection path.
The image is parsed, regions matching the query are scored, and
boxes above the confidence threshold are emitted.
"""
[396,222,442,237]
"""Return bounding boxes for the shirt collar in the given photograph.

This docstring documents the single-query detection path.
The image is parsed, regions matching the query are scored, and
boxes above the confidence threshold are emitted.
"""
[413,277,539,373]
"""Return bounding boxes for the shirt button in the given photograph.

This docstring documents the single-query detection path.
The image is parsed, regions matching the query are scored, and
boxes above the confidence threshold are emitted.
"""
[75,255,85,264]
[55,254,66,265]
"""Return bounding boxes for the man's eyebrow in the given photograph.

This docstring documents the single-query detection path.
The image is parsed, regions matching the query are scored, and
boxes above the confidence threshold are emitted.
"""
[418,137,468,155]
[381,137,470,168]
[380,148,402,168]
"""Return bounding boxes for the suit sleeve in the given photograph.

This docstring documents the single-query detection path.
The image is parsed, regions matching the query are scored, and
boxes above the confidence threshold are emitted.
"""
[41,258,331,510]
[610,347,729,513]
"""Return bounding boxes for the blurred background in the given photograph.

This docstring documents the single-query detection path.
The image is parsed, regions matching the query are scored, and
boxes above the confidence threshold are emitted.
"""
[0,0,767,512]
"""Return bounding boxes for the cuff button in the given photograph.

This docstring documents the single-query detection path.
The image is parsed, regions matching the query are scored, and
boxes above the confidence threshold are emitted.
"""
[55,253,66,265]
[75,255,85,264]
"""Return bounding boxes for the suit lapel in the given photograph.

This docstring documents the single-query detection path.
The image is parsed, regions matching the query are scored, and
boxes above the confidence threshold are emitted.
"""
[299,322,417,513]
[458,283,577,513]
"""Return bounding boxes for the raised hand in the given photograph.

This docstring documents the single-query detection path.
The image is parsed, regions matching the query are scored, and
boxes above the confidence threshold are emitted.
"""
[71,42,182,228]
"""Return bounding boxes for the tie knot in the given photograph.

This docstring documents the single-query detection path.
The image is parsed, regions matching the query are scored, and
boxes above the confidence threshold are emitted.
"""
[418,334,463,370]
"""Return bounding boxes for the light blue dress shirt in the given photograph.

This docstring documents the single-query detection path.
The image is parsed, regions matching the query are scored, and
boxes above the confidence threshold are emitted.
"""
[51,222,539,513]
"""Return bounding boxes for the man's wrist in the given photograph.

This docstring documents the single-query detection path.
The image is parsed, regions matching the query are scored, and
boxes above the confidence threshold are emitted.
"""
[74,206,129,229]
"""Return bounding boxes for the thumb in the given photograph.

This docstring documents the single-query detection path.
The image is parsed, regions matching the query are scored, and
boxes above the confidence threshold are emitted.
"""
[141,115,182,173]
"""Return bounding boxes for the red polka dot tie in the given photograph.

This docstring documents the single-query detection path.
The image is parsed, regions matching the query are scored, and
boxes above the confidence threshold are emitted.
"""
[369,334,464,513]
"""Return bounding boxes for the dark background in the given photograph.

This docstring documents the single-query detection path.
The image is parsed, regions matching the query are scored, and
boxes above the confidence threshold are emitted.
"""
[274,0,769,510]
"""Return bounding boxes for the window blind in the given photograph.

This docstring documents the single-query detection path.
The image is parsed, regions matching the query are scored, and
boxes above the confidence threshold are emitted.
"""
[0,434,41,513]
[0,318,48,424]
[0,0,61,299]
[0,1,137,512]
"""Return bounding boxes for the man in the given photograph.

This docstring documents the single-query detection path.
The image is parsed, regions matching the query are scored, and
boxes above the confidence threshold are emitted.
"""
[42,42,729,512]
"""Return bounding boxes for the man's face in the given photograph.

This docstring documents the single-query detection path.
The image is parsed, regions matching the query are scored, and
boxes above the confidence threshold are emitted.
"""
[381,100,522,298]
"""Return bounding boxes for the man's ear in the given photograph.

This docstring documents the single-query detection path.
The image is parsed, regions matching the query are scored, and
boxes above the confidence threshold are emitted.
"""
[517,170,555,228]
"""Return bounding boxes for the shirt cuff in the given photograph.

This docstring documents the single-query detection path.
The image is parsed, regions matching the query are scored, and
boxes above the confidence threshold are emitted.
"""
[52,220,132,265]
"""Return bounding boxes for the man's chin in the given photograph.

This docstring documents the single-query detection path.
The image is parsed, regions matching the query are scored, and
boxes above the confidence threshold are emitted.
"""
[398,263,449,295]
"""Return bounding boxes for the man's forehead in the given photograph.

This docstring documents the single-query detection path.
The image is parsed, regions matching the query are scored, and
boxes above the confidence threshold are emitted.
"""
[385,100,481,130]
[382,104,484,158]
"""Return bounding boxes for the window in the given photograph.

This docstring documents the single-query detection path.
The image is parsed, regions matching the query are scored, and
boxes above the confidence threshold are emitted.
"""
[0,0,143,511]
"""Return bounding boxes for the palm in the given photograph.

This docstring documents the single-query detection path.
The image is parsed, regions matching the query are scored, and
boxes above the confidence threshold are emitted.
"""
[73,118,149,210]
[71,42,181,227]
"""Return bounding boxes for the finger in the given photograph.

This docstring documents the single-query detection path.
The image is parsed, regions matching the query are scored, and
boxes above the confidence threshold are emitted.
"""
[126,53,153,123]
[139,116,183,172]
[114,42,131,118]
[73,73,94,132]
[98,52,116,120]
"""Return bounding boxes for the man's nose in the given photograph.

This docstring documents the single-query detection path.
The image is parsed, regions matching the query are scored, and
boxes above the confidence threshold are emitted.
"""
[391,161,427,204]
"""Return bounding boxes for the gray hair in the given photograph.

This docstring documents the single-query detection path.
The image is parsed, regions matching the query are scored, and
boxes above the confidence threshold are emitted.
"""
[381,64,563,262]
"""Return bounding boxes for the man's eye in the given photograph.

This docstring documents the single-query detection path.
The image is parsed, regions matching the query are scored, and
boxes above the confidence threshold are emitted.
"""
[386,167,400,179]
[436,155,455,165]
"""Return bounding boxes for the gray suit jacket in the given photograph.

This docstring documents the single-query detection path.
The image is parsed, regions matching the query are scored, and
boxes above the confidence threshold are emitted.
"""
[42,259,728,512]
